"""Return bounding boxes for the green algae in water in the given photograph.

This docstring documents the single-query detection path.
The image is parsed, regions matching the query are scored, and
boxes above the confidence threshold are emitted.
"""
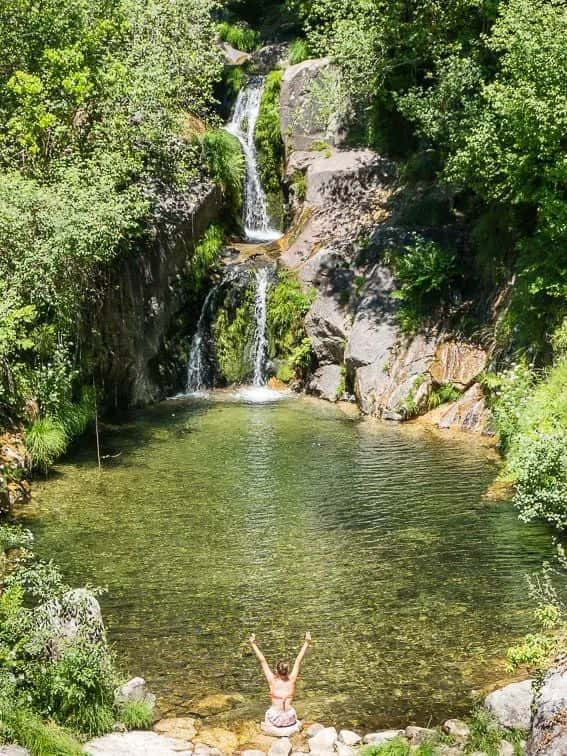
[29,395,553,730]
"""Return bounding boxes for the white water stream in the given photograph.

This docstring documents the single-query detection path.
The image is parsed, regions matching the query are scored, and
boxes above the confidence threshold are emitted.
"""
[225,77,282,242]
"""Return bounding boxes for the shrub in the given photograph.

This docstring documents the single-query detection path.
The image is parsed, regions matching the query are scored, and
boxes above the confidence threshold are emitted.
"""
[465,708,524,755]
[201,130,245,215]
[291,170,307,201]
[512,431,567,531]
[25,417,68,473]
[217,21,260,52]
[289,38,311,65]
[427,383,461,411]
[5,709,83,756]
[255,70,284,210]
[119,699,154,730]
[224,66,247,99]
[267,271,315,360]
[387,238,457,331]
[190,225,224,290]
[480,362,536,453]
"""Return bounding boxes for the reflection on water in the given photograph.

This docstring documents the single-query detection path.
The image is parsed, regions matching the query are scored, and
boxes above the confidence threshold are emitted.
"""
[30,396,552,729]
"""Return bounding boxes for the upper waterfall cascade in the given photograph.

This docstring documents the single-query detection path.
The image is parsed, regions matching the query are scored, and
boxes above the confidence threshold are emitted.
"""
[226,77,282,243]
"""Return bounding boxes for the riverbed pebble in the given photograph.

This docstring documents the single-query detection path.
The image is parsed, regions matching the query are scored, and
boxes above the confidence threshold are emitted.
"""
[363,729,404,745]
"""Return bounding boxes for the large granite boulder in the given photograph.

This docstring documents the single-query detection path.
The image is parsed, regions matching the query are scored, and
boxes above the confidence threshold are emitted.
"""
[217,40,250,66]
[280,59,345,155]
[429,341,487,389]
[436,383,493,435]
[485,679,533,730]
[305,295,351,365]
[345,265,398,370]
[308,364,343,402]
[306,150,393,207]
[35,588,105,661]
[527,658,567,755]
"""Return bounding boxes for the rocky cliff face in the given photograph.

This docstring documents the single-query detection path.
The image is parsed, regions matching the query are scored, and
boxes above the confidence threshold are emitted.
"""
[94,181,220,408]
[279,59,492,435]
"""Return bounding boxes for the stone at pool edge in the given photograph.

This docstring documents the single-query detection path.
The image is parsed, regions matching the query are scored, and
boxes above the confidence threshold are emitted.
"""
[84,731,193,755]
[362,729,404,745]
[338,730,361,747]
[114,676,156,709]
[442,719,471,740]
[305,724,325,738]
[268,737,292,756]
[484,679,533,730]
[405,725,437,745]
[308,726,338,750]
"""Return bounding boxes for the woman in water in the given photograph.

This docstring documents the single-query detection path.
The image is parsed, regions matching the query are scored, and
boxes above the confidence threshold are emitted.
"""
[249,631,312,731]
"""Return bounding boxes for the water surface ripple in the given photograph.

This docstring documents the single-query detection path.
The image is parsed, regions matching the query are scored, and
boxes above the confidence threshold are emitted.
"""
[31,396,552,729]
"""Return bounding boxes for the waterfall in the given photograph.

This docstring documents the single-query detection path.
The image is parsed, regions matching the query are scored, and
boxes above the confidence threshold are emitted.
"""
[226,78,282,243]
[251,268,269,386]
[186,287,217,393]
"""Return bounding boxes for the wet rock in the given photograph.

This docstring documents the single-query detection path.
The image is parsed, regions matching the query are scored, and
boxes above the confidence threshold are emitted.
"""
[155,718,198,742]
[527,657,567,755]
[338,730,361,747]
[485,679,533,730]
[252,44,288,74]
[308,364,343,402]
[217,41,251,67]
[305,295,351,365]
[405,726,436,745]
[306,151,393,207]
[115,677,156,709]
[189,693,246,717]
[280,59,345,155]
[363,730,404,745]
[429,342,487,390]
[269,738,292,756]
[442,720,470,740]
[197,727,238,753]
[308,727,337,751]
[85,731,192,755]
[436,383,493,435]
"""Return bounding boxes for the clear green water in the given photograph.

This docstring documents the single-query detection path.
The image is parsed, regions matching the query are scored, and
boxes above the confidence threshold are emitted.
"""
[30,394,552,730]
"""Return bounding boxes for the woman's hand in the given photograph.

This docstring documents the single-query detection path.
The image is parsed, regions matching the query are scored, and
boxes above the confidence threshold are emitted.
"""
[305,631,312,645]
[248,633,256,646]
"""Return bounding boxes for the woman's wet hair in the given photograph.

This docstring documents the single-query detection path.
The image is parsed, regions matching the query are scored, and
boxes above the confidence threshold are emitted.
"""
[276,661,289,678]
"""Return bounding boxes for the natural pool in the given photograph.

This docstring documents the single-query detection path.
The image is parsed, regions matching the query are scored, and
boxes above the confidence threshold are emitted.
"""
[30,393,553,730]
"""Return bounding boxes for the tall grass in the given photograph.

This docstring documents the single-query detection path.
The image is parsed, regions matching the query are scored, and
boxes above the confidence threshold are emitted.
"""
[25,417,68,473]
[201,130,245,219]
[289,38,310,65]
[119,699,154,730]
[217,21,260,52]
[7,709,83,756]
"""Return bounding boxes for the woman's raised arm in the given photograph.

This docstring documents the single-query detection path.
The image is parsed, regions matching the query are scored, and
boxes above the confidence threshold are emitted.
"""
[291,631,312,680]
[249,634,274,683]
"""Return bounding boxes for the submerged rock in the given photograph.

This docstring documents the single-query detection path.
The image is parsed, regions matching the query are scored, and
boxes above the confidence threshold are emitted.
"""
[485,679,533,730]
[189,692,245,717]
[155,718,198,742]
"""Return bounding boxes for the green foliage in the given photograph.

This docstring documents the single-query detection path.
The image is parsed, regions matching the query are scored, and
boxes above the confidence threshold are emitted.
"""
[217,21,260,52]
[119,699,154,730]
[267,271,315,362]
[224,66,247,99]
[291,170,307,201]
[289,38,311,65]
[427,383,461,411]
[213,286,255,384]
[3,709,83,756]
[25,418,69,473]
[361,738,436,756]
[506,552,566,679]
[255,70,284,213]
[190,225,224,291]
[202,130,245,216]
[0,524,34,552]
[465,708,525,755]
[387,238,457,331]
